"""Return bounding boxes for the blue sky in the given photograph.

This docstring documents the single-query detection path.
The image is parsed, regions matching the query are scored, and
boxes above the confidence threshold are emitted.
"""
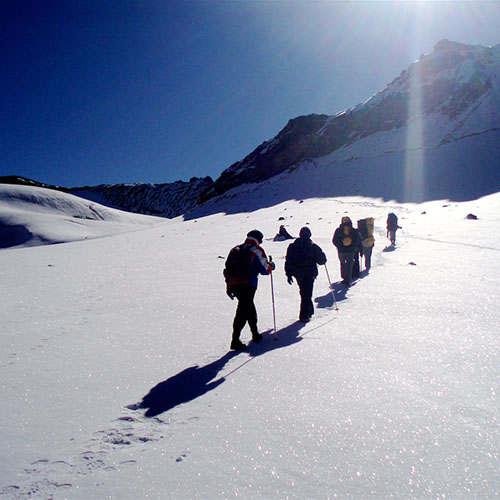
[2,0,500,187]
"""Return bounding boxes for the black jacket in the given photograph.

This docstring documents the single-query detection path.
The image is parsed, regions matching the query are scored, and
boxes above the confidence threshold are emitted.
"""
[285,237,327,281]
[333,224,362,254]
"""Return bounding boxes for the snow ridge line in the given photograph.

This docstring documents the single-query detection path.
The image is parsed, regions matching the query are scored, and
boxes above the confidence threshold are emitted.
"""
[408,235,500,251]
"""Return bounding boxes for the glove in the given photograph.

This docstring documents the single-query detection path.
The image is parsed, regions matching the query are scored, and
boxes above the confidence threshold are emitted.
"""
[269,261,276,271]
[226,288,235,300]
[287,275,293,285]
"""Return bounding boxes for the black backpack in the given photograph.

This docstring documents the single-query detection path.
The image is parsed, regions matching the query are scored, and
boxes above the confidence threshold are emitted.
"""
[387,212,398,229]
[223,244,254,283]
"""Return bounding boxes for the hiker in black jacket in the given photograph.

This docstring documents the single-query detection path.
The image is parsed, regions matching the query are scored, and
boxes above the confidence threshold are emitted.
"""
[285,227,327,323]
[332,216,362,287]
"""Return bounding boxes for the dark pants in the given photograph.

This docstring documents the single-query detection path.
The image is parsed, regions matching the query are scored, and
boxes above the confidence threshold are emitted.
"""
[389,229,396,245]
[362,246,373,270]
[338,252,355,284]
[297,276,315,321]
[352,252,360,279]
[231,284,258,341]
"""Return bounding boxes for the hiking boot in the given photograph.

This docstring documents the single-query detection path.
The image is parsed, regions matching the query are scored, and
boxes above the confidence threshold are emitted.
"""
[252,332,263,343]
[230,339,247,351]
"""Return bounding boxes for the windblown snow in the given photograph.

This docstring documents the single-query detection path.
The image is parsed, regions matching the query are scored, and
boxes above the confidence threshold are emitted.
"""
[1,180,499,499]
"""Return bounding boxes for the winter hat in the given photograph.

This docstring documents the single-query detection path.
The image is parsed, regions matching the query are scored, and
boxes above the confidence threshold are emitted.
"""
[247,229,264,244]
[299,226,311,239]
[341,216,352,225]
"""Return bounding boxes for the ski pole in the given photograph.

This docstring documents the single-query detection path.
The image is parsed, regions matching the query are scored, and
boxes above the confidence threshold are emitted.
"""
[269,256,278,341]
[324,264,339,311]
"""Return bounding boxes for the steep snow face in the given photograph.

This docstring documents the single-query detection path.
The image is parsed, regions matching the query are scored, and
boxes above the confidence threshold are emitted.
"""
[373,40,498,105]
[366,40,500,139]
[0,184,163,248]
[70,176,213,218]
[201,41,500,202]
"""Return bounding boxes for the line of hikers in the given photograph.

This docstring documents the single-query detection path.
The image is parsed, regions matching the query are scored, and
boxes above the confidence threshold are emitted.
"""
[224,214,399,350]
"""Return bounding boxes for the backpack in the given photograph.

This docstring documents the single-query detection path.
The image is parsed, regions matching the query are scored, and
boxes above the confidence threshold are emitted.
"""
[342,224,352,247]
[358,217,375,247]
[223,244,254,284]
[387,212,398,230]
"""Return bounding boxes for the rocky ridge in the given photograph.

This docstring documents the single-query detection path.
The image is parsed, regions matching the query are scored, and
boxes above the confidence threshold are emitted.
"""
[199,40,500,202]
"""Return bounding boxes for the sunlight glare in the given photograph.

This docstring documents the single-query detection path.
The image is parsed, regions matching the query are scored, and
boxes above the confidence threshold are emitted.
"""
[403,4,427,202]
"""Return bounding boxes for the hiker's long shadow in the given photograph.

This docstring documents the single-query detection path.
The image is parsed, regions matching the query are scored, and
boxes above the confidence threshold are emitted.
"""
[315,281,348,309]
[134,322,306,417]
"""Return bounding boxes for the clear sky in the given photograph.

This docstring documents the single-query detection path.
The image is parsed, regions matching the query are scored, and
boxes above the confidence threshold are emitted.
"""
[2,0,500,188]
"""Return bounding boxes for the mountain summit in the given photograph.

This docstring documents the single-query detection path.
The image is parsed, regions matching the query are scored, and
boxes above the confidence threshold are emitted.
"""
[200,40,500,203]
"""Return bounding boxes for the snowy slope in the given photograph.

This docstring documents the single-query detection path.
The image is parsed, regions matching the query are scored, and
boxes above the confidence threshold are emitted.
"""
[0,184,163,248]
[1,177,499,499]
[187,127,500,219]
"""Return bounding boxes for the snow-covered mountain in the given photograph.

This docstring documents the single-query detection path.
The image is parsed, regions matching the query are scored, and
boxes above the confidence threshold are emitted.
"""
[70,176,213,218]
[4,40,498,217]
[200,40,500,203]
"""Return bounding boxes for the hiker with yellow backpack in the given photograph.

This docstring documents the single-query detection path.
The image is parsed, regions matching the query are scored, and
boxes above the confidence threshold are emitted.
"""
[332,216,361,287]
[357,217,375,271]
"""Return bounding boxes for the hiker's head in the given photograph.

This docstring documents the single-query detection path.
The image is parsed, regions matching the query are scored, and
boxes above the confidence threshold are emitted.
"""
[341,216,352,226]
[246,229,264,245]
[299,226,311,239]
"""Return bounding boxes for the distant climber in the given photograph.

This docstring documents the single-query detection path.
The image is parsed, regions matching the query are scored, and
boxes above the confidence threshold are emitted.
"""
[386,212,400,246]
[273,225,294,241]
[285,227,327,323]
[223,230,274,350]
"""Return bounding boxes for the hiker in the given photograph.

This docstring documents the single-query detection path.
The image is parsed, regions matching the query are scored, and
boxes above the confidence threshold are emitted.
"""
[386,212,400,246]
[224,230,274,350]
[357,217,375,271]
[332,216,361,287]
[285,227,327,323]
[273,224,294,241]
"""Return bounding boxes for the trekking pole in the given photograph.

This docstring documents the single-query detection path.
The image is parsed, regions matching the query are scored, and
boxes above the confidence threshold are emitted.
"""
[324,264,339,311]
[269,256,278,341]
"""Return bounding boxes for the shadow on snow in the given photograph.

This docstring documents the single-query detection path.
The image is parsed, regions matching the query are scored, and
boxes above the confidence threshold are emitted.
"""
[133,321,307,417]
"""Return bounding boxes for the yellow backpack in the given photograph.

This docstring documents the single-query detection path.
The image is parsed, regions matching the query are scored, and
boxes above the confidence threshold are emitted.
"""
[342,225,352,246]
[357,217,375,247]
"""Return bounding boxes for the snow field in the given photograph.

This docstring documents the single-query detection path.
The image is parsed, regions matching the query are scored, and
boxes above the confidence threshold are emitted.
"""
[1,190,500,499]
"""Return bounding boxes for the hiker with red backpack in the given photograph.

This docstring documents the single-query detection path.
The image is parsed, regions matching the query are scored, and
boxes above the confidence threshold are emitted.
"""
[224,230,275,351]
[332,216,361,287]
